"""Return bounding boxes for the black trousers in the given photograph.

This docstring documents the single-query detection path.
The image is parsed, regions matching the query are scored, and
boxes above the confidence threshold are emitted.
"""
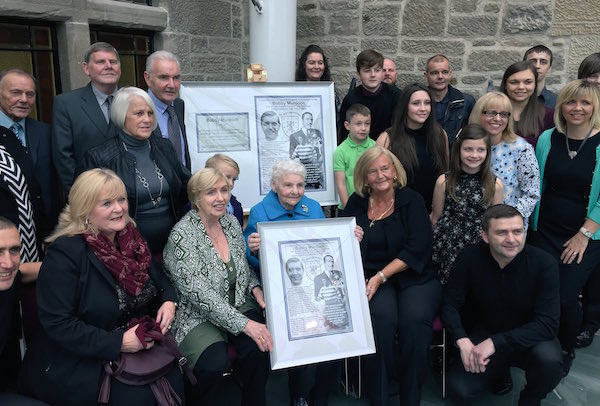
[581,264,600,334]
[447,337,563,406]
[288,360,340,404]
[188,309,269,406]
[533,231,600,352]
[364,278,441,406]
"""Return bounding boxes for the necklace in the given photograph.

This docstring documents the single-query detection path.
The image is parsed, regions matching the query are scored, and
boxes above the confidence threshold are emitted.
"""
[565,126,594,159]
[369,197,395,227]
[123,141,164,206]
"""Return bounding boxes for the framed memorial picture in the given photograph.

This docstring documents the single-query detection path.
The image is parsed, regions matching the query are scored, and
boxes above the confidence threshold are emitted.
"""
[257,218,375,370]
[180,81,338,210]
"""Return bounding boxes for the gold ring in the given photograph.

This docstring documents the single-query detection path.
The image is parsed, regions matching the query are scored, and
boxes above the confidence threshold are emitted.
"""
[259,336,265,342]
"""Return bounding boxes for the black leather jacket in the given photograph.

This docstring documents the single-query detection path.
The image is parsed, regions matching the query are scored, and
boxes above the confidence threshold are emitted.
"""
[76,133,191,221]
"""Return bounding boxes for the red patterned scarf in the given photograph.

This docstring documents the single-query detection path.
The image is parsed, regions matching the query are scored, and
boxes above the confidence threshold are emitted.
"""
[84,223,151,296]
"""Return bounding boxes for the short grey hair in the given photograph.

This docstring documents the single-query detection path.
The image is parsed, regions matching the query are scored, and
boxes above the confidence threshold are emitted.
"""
[270,159,306,186]
[146,50,180,78]
[110,87,158,132]
[84,42,120,64]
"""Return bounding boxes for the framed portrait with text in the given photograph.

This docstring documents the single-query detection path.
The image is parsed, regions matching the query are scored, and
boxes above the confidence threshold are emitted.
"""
[180,81,338,210]
[257,217,375,370]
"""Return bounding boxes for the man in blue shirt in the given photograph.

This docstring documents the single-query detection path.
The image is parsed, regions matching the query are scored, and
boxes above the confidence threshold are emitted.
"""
[144,50,190,170]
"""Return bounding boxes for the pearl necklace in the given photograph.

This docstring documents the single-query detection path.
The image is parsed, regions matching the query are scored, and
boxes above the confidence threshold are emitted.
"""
[369,197,395,228]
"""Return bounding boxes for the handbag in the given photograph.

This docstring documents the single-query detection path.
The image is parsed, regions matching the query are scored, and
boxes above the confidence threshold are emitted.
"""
[98,316,197,406]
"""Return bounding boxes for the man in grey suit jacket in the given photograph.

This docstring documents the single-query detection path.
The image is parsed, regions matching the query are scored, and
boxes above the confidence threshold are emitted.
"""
[52,42,121,191]
[0,69,58,228]
[144,50,191,170]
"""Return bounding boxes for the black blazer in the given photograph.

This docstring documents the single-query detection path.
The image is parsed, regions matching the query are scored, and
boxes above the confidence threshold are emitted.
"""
[19,235,177,405]
[77,133,191,222]
[52,83,117,191]
[24,117,60,225]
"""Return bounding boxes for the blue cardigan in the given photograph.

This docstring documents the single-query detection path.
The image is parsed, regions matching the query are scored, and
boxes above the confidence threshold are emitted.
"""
[531,128,600,239]
[243,190,325,272]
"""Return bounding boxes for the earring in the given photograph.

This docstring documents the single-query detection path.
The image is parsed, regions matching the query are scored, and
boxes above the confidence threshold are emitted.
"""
[85,218,90,226]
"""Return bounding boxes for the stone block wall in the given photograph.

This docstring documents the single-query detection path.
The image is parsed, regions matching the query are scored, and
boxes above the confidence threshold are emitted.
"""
[296,0,600,99]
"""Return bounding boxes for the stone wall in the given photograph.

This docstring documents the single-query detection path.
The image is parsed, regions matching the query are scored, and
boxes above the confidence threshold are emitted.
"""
[296,0,600,98]
[1,0,598,95]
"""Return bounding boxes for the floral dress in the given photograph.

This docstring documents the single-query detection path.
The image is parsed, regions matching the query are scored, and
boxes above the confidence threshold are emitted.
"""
[432,172,488,284]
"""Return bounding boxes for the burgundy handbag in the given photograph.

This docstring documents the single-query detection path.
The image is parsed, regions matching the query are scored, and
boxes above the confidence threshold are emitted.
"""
[98,316,196,406]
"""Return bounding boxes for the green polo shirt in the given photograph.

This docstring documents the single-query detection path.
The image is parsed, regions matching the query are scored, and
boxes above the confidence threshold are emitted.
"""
[334,135,376,209]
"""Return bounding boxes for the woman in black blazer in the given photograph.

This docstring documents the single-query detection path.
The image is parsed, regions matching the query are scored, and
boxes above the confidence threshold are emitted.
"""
[19,169,183,405]
[78,87,190,256]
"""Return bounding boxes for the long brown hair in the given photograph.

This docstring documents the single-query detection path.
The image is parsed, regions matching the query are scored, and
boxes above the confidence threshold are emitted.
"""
[388,83,448,182]
[447,124,496,206]
[500,61,545,139]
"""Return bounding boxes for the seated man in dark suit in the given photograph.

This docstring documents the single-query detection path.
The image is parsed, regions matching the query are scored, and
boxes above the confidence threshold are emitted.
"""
[0,69,59,231]
[442,204,563,405]
[144,50,190,170]
[52,42,121,192]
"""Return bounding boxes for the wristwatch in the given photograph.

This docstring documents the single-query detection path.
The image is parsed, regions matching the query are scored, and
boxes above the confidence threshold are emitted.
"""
[580,227,593,238]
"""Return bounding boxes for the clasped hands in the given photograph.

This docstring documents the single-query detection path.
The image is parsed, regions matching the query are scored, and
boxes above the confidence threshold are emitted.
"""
[456,337,495,373]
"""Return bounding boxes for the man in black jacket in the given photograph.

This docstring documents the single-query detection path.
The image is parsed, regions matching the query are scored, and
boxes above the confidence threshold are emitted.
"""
[442,204,563,405]
[424,54,475,150]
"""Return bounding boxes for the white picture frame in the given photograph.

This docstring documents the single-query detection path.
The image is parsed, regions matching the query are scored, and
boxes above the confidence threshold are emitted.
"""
[180,81,338,210]
[257,218,375,370]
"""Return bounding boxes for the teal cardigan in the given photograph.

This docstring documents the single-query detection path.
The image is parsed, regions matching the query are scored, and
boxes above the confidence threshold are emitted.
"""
[531,128,600,239]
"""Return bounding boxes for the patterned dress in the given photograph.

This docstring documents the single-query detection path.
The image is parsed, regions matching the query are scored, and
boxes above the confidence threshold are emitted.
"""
[490,136,540,228]
[432,172,488,284]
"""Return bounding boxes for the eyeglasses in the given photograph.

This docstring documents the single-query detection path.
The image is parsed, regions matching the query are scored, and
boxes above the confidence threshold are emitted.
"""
[482,110,511,119]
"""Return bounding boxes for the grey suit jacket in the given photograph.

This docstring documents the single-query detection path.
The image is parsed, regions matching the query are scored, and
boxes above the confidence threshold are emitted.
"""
[52,82,116,191]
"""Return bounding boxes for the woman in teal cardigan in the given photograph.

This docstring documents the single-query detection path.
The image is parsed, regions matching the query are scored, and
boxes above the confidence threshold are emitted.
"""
[531,79,600,375]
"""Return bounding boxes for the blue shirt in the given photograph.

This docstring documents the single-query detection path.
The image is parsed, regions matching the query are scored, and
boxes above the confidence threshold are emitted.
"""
[0,110,26,147]
[148,89,186,165]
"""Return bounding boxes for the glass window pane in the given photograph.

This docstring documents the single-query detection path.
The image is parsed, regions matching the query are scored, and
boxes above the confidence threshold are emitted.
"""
[32,26,51,48]
[118,55,137,88]
[0,24,31,48]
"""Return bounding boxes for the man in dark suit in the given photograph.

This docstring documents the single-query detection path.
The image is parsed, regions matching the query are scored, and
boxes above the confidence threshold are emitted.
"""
[0,69,58,249]
[52,42,121,192]
[144,50,191,170]
[289,111,322,157]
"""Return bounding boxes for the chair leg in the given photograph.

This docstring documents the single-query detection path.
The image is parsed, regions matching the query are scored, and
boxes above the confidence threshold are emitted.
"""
[442,327,447,399]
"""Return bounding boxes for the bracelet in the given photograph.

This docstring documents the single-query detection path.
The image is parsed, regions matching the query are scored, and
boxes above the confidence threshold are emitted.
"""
[580,227,593,239]
[378,271,387,284]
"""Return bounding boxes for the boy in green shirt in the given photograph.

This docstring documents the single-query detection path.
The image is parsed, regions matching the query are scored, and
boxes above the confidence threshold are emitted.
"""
[334,104,375,211]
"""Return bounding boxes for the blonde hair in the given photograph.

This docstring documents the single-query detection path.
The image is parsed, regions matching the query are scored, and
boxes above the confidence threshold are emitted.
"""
[205,153,240,174]
[187,168,229,211]
[46,169,131,243]
[555,79,600,133]
[353,146,407,198]
[469,92,517,143]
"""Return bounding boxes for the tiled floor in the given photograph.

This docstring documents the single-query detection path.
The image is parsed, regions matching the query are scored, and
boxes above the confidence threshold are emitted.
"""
[205,331,600,405]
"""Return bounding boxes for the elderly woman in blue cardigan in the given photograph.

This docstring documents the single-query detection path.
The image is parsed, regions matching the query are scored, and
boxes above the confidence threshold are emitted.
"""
[531,79,600,376]
[244,158,335,406]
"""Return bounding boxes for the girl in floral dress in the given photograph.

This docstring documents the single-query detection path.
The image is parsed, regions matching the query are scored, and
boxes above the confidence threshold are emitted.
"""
[431,124,504,283]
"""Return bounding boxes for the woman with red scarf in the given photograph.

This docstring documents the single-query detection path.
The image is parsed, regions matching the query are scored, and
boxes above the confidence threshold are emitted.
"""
[19,168,184,405]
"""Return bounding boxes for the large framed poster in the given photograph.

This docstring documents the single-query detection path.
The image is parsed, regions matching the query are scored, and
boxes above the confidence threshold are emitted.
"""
[180,82,338,210]
[257,218,375,370]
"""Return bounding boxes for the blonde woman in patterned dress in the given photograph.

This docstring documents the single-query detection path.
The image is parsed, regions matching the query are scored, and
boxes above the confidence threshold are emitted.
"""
[163,167,272,405]
[469,92,541,229]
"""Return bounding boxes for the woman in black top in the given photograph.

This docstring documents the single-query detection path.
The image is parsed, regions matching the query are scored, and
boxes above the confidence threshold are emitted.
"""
[342,146,440,406]
[531,79,600,374]
[78,87,190,256]
[377,83,448,211]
